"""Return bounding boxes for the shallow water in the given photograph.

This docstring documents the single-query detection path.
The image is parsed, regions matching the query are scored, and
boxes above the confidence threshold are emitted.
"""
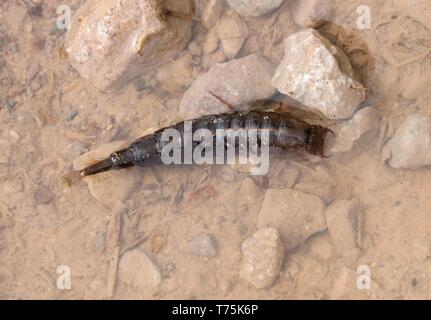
[1,0,431,299]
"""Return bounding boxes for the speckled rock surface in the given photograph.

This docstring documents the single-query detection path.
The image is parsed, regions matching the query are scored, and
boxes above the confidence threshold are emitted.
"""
[65,0,194,92]
[272,29,366,120]
[239,228,284,289]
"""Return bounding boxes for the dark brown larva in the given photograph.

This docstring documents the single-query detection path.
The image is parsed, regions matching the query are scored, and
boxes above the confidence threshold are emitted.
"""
[75,109,333,179]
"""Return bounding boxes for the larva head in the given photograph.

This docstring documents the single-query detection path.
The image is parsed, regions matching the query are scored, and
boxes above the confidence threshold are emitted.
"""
[306,126,335,157]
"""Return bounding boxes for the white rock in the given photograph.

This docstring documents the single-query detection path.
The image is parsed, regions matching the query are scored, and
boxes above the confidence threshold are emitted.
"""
[202,0,225,29]
[383,114,431,170]
[179,54,275,119]
[217,11,248,59]
[239,228,284,289]
[73,141,140,205]
[119,249,162,292]
[332,107,380,153]
[257,189,326,250]
[272,29,366,120]
[226,0,284,17]
[187,233,218,257]
[292,0,335,28]
[325,200,361,261]
[65,0,194,92]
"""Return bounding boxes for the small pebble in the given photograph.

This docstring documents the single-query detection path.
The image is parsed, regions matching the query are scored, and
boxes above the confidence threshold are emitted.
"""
[162,262,176,278]
[65,110,79,122]
[187,233,219,257]
[8,130,20,140]
[34,187,54,205]
[383,114,431,170]
[239,228,284,289]
[119,249,162,292]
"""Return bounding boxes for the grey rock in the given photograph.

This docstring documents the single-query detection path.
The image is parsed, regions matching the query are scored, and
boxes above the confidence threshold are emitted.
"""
[187,233,218,257]
[65,110,79,122]
[179,54,275,119]
[34,187,54,205]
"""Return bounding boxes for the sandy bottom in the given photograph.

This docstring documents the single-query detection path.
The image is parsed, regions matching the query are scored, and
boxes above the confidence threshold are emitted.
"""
[1,0,431,299]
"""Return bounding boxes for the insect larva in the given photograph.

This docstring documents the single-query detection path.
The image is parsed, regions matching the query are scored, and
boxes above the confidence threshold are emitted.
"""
[67,109,333,181]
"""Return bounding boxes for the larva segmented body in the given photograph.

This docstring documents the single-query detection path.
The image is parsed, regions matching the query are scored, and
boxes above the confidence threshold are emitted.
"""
[78,110,332,178]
